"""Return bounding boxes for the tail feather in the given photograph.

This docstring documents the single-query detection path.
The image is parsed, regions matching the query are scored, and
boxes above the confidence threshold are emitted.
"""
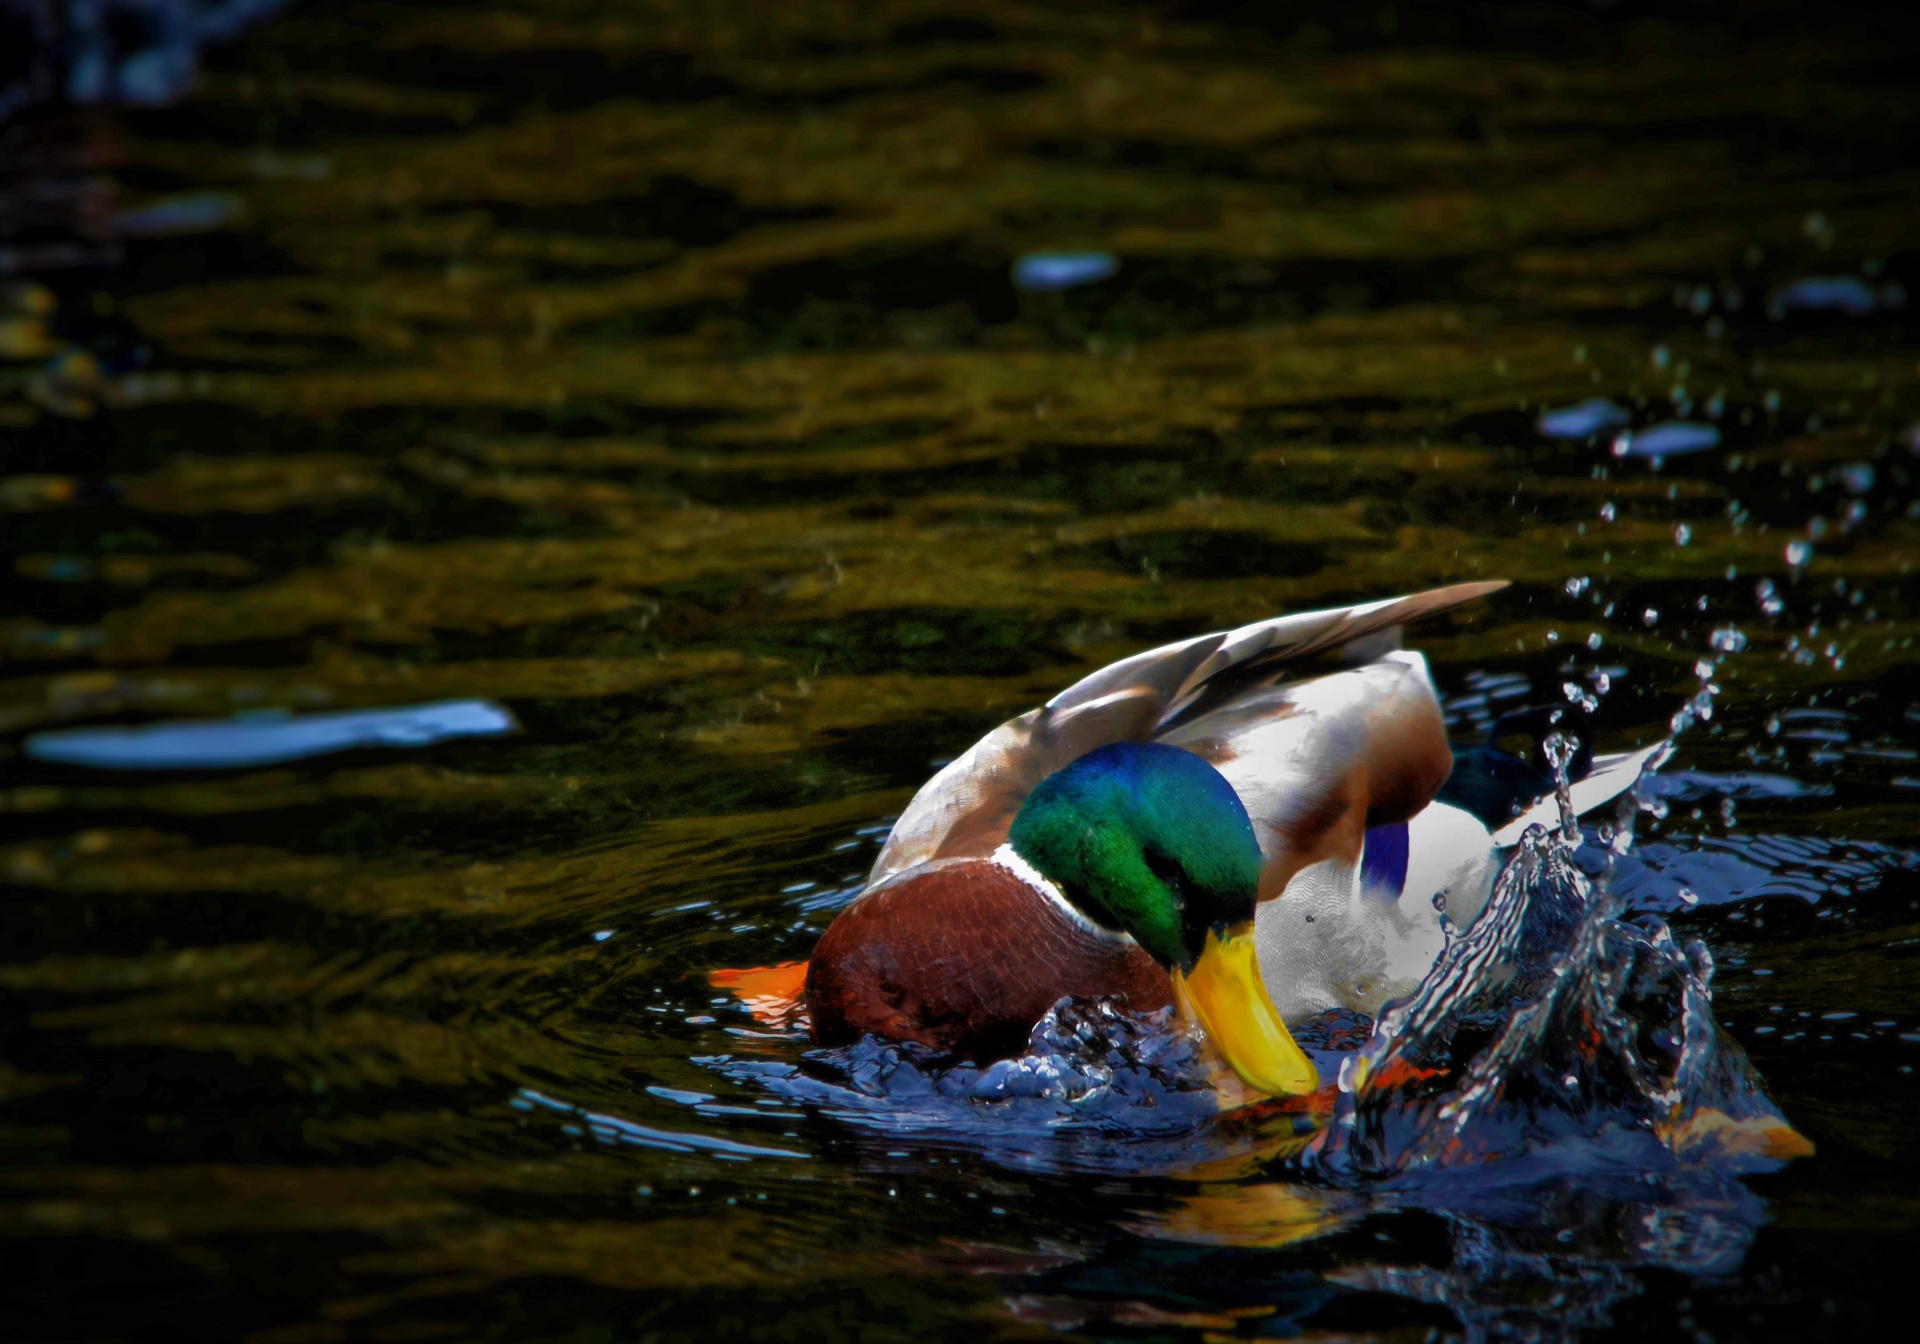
[709,960,811,1031]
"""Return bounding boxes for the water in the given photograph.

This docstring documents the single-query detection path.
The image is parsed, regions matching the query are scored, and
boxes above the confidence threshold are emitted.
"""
[5,1,1920,1339]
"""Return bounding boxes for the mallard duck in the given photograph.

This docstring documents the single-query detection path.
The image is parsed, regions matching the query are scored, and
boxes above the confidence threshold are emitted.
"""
[795,582,1661,1098]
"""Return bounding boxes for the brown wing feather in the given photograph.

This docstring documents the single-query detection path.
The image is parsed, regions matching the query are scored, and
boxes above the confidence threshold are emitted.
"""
[1158,652,1453,899]
[870,582,1502,883]
[806,861,1172,1060]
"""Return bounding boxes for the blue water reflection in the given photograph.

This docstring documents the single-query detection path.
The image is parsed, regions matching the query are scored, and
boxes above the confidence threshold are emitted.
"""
[1013,251,1120,292]
[1536,398,1630,440]
[24,699,516,770]
[1768,274,1903,318]
[512,1088,807,1160]
[1612,420,1721,458]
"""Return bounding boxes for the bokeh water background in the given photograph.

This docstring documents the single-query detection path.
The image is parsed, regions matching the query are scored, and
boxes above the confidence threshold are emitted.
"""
[4,2,1920,1340]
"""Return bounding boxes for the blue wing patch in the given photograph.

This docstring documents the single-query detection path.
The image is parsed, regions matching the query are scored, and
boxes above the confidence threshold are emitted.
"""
[1360,823,1409,899]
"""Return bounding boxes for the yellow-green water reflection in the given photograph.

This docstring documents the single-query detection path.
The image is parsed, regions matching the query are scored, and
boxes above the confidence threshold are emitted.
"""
[3,2,1920,1340]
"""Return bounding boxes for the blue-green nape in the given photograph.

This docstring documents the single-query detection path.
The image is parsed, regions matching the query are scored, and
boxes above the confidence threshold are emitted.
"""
[1007,741,1263,972]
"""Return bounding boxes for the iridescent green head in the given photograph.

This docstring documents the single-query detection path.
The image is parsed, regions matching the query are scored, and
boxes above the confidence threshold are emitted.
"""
[1007,740,1263,972]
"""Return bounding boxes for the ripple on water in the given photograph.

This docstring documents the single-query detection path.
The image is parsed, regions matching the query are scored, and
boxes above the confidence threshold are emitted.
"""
[512,1087,809,1160]
[1603,830,1917,912]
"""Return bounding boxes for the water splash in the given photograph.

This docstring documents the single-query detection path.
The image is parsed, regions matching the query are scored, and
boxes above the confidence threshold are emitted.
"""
[710,997,1254,1174]
[1310,831,1803,1181]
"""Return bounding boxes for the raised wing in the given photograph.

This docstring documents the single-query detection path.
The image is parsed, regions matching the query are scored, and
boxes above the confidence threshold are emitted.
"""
[868,582,1505,886]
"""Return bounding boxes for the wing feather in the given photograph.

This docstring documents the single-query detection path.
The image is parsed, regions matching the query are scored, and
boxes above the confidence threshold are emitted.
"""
[869,582,1503,885]
[1160,652,1453,899]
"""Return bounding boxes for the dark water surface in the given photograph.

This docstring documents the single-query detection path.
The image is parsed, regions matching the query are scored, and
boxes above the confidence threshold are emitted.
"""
[5,2,1920,1340]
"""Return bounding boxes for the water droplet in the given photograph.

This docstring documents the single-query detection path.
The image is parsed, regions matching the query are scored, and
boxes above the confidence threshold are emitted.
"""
[1675,523,1692,546]
[1643,607,1660,627]
[1599,502,1616,521]
[1839,463,1875,494]
[1587,632,1604,650]
[1785,540,1814,569]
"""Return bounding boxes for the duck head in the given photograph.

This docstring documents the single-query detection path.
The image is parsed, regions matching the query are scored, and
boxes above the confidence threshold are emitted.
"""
[1008,740,1317,1097]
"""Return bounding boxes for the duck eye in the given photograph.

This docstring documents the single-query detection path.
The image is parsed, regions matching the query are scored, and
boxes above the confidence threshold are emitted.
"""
[1142,847,1189,904]
[1144,847,1219,960]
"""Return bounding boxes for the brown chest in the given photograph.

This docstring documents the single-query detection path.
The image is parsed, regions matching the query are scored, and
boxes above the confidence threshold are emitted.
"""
[805,861,1172,1063]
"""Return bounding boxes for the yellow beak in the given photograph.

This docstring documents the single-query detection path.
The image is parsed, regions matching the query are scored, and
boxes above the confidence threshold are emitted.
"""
[1173,924,1318,1098]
